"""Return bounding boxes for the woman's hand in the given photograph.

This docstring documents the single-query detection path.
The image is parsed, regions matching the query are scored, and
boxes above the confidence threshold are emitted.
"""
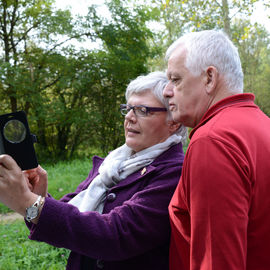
[24,165,48,197]
[0,154,38,216]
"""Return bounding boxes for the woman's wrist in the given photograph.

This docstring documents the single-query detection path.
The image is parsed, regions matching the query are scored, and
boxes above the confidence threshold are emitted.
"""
[24,194,45,224]
[29,196,45,224]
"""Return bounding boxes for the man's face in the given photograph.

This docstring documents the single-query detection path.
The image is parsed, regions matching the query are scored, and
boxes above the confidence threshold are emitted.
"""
[164,46,209,128]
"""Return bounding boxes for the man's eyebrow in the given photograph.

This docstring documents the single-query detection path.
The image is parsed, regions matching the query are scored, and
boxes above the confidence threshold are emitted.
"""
[167,72,172,79]
[168,72,180,80]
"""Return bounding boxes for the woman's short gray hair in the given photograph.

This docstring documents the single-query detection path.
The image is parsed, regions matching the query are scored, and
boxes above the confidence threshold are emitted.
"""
[166,30,244,92]
[125,71,169,108]
[125,71,188,141]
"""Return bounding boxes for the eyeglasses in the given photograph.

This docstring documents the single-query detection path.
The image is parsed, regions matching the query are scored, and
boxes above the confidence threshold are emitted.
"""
[120,104,167,117]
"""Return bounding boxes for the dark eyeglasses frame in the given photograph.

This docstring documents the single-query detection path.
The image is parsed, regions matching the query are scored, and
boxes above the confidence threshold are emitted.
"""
[120,104,167,117]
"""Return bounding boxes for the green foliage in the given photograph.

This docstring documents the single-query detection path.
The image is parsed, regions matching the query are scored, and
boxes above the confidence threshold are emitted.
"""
[0,220,69,269]
[0,0,75,110]
[0,0,269,160]
[1,0,157,160]
[232,20,270,116]
[80,0,155,155]
[139,0,264,68]
[253,50,270,116]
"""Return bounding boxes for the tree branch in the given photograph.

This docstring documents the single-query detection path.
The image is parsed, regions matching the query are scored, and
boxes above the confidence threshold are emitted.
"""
[47,32,96,52]
[40,76,62,91]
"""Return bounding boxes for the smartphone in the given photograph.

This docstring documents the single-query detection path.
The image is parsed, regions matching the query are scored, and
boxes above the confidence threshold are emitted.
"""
[0,111,38,170]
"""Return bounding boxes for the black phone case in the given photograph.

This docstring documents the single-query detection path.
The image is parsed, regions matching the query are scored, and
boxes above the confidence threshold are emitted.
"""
[0,111,38,170]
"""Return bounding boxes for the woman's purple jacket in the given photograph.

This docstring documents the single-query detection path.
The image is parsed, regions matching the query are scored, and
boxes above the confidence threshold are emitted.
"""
[27,143,184,270]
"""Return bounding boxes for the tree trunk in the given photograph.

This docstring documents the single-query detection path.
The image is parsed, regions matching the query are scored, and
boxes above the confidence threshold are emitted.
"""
[222,0,231,38]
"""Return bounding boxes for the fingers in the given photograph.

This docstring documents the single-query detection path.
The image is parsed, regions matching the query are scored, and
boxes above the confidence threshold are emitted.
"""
[25,176,34,191]
[0,155,31,211]
[0,154,19,171]
[24,166,47,179]
[24,168,38,179]
[23,165,48,197]
[0,155,20,182]
[0,163,4,177]
[37,165,47,177]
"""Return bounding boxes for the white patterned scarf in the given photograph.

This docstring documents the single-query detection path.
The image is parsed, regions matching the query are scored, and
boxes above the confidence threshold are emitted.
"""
[68,134,182,213]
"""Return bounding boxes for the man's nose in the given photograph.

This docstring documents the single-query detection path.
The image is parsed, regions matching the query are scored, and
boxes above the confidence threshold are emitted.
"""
[163,82,174,98]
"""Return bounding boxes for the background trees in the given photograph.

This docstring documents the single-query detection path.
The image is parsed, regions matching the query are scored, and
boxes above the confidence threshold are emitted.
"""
[0,0,78,160]
[0,0,269,162]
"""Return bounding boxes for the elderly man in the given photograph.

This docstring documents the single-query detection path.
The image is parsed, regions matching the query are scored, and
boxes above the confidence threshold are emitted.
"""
[163,30,270,270]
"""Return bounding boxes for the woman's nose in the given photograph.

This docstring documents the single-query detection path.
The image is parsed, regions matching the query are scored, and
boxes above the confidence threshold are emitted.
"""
[163,82,174,98]
[125,109,136,122]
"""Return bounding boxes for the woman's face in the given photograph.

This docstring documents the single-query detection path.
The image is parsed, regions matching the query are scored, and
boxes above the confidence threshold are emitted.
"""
[124,91,172,152]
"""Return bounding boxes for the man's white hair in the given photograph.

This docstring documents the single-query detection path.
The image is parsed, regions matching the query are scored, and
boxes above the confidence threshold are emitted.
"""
[166,30,244,92]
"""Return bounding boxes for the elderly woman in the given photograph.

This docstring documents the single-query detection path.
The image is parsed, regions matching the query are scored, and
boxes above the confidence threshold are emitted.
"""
[0,71,186,270]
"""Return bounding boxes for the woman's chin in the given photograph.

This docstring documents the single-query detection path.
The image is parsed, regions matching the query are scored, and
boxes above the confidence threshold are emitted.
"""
[126,140,141,153]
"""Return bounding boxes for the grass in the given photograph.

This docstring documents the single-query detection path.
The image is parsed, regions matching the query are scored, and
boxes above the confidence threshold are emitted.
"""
[0,158,93,269]
[0,220,70,270]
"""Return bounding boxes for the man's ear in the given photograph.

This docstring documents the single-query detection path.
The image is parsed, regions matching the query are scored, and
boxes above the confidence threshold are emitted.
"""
[204,66,218,94]
[168,121,182,134]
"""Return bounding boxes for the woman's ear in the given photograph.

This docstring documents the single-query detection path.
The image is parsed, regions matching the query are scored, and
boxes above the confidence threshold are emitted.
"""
[168,121,182,134]
[204,66,218,94]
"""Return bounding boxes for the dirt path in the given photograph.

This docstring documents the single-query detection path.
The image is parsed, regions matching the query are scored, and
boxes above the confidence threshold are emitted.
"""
[0,212,23,223]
